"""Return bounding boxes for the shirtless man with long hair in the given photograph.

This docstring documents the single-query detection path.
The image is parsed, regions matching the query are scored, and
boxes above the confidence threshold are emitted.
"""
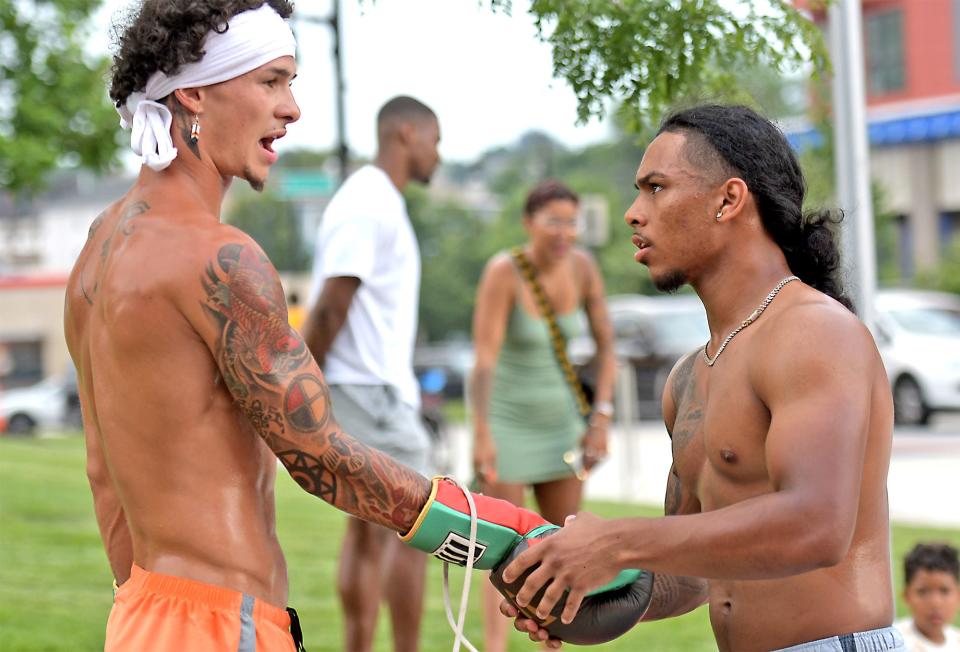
[501,104,905,652]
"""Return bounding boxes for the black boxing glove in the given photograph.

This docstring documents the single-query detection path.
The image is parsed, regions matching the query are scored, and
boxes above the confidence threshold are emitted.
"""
[490,526,654,645]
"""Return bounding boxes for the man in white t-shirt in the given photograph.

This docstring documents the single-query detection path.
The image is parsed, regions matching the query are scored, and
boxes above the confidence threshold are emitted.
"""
[896,543,960,652]
[303,95,440,652]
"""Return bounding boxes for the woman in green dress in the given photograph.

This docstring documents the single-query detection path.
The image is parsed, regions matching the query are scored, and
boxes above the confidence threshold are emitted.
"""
[470,179,617,651]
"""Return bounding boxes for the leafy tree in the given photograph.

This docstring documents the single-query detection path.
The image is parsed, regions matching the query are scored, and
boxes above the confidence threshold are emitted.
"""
[796,123,903,286]
[479,126,656,296]
[226,191,311,272]
[405,185,491,341]
[0,0,119,194]
[493,0,828,134]
[277,148,332,169]
[223,151,337,271]
[870,183,901,285]
[406,129,657,342]
[4,0,825,195]
[915,236,960,296]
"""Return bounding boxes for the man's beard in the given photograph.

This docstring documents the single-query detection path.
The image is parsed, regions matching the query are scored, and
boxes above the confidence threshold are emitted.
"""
[414,170,432,185]
[652,269,687,293]
[412,161,435,185]
[244,167,265,192]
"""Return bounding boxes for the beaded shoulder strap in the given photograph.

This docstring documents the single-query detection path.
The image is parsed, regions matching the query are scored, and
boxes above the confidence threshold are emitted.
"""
[510,247,590,419]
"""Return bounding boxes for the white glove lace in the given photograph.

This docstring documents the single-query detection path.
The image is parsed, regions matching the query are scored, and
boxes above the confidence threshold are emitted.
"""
[441,476,480,652]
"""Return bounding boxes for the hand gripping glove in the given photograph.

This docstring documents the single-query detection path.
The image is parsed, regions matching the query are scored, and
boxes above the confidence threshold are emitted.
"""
[401,478,653,645]
[400,476,549,570]
[490,526,655,645]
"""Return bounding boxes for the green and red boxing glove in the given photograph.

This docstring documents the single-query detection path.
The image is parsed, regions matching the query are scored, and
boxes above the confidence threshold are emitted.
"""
[401,477,654,644]
[400,476,552,570]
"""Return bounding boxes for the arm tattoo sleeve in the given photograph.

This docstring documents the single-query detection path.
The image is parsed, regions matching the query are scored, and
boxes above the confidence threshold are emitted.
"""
[201,243,430,531]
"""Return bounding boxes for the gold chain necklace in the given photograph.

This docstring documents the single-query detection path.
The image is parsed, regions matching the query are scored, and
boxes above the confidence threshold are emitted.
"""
[702,275,800,367]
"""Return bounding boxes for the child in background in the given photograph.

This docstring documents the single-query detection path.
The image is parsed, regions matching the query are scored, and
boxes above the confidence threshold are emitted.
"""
[896,543,960,651]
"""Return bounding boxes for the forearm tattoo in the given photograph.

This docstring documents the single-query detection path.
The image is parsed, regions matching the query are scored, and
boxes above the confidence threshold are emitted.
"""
[665,464,683,516]
[644,354,708,621]
[642,573,709,621]
[202,243,429,531]
[653,484,708,618]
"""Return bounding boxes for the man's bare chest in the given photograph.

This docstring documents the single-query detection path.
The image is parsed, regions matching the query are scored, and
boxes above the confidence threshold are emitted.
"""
[670,358,771,507]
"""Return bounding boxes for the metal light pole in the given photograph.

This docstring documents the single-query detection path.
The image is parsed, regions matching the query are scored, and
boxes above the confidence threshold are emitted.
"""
[329,0,348,184]
[829,0,877,328]
[292,0,349,184]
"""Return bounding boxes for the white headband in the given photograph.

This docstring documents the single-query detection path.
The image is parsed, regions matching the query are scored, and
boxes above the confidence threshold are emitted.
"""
[117,4,296,171]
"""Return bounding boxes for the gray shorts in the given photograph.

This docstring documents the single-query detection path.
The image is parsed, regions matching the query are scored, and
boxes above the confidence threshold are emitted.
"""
[772,626,905,652]
[328,384,432,476]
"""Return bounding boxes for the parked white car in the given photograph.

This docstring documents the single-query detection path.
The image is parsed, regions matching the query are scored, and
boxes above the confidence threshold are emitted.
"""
[0,369,81,435]
[873,289,960,425]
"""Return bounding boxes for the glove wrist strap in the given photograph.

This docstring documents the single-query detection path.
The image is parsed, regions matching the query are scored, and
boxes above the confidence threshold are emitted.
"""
[401,476,544,571]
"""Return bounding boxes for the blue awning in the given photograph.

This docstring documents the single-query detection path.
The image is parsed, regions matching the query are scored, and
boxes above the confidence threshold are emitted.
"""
[786,106,960,150]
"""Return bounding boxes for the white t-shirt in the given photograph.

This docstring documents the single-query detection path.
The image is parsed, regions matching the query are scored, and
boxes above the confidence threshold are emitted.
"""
[308,164,421,408]
[896,618,960,651]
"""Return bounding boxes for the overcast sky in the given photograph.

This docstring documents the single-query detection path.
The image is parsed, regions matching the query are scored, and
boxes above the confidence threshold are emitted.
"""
[94,0,613,164]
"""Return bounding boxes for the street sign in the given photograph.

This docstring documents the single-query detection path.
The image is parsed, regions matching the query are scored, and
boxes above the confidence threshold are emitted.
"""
[275,170,336,200]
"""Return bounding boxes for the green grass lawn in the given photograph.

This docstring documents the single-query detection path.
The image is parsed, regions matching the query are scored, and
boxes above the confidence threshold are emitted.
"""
[2,434,958,652]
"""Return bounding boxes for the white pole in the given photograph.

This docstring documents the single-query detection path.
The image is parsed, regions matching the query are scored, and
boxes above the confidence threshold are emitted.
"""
[829,0,878,329]
[830,1,893,606]
[614,361,638,499]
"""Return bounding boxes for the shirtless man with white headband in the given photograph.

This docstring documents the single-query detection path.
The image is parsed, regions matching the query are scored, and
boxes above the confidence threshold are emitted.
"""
[65,3,332,648]
[65,2,656,650]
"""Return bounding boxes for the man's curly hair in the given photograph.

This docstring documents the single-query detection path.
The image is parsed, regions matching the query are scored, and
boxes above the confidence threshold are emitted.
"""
[109,0,295,108]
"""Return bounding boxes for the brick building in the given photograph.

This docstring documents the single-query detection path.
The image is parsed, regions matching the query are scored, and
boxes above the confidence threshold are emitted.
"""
[794,0,960,277]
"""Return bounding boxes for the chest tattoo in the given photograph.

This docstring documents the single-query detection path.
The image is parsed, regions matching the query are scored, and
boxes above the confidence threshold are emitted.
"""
[670,354,702,451]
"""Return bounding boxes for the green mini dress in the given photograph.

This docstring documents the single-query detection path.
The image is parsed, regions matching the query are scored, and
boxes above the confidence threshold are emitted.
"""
[489,305,587,484]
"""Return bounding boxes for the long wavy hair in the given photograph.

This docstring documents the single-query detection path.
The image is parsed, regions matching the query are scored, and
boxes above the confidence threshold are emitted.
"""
[659,104,853,311]
[109,0,294,109]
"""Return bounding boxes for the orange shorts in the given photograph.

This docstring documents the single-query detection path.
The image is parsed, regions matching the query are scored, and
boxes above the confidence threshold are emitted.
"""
[105,564,298,652]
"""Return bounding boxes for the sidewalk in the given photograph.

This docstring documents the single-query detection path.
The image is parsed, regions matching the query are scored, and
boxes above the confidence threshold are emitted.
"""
[444,422,960,529]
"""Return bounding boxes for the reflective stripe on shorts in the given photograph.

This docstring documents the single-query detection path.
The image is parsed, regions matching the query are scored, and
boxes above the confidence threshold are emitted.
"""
[238,593,255,652]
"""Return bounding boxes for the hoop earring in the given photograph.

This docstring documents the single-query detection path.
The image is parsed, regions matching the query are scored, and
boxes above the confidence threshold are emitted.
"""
[190,115,200,144]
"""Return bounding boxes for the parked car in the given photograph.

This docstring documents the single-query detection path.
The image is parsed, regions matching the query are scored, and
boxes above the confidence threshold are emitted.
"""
[873,289,960,426]
[413,341,475,400]
[0,368,81,435]
[570,294,710,419]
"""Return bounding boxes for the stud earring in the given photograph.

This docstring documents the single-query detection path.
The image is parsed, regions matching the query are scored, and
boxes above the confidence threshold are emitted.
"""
[190,114,201,144]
